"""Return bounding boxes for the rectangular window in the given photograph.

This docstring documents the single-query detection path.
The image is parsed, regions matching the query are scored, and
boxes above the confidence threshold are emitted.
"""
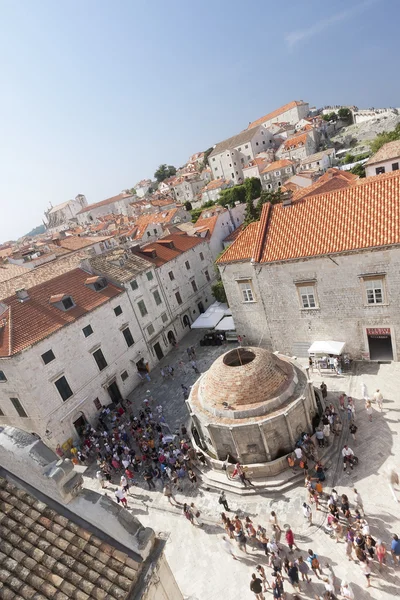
[205,270,210,282]
[153,289,162,305]
[175,291,182,305]
[147,324,155,335]
[298,285,317,309]
[168,271,175,281]
[161,312,168,323]
[122,327,134,347]
[0,371,7,382]
[365,278,384,304]
[376,166,385,175]
[191,280,198,292]
[41,350,55,365]
[0,406,4,416]
[114,305,122,316]
[392,162,399,171]
[130,279,138,291]
[200,252,204,261]
[238,280,255,302]
[121,370,129,382]
[10,397,28,418]
[55,376,73,401]
[94,398,102,410]
[185,261,190,270]
[138,300,148,317]
[146,271,153,281]
[82,324,93,337]
[93,348,108,371]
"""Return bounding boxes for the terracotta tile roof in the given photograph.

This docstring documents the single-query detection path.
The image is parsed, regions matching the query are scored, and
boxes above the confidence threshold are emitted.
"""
[243,157,269,170]
[133,209,182,238]
[223,224,244,243]
[193,215,219,237]
[260,159,293,175]
[283,132,308,150]
[217,222,260,264]
[0,476,139,599]
[247,100,308,130]
[218,170,400,265]
[0,251,94,301]
[89,249,153,283]
[203,179,228,191]
[77,193,133,214]
[365,140,400,166]
[0,263,29,283]
[0,268,122,357]
[133,233,205,267]
[57,235,111,251]
[291,168,358,201]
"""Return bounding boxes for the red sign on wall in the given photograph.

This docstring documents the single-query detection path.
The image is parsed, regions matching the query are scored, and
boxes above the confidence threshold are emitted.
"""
[366,328,391,336]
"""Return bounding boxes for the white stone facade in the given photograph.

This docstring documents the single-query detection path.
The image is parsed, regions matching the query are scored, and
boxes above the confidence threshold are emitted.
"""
[366,157,400,178]
[219,247,400,361]
[0,290,151,446]
[209,127,274,184]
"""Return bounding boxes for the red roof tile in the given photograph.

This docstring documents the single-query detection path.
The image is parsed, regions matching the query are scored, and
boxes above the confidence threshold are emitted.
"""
[283,132,308,150]
[0,269,122,357]
[218,170,400,265]
[133,233,204,267]
[292,168,358,201]
[260,159,293,175]
[217,222,260,264]
[247,101,307,130]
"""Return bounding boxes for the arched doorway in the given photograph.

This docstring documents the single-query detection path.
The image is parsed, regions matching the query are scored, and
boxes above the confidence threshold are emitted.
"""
[182,314,190,328]
[167,330,176,346]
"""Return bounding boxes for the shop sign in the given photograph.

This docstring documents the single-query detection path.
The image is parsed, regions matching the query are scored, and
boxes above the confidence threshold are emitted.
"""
[366,328,390,336]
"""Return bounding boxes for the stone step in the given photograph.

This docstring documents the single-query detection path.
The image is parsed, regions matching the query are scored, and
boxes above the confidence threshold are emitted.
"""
[196,433,342,496]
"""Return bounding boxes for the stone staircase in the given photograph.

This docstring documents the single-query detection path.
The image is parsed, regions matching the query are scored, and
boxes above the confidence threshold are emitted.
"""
[195,419,347,496]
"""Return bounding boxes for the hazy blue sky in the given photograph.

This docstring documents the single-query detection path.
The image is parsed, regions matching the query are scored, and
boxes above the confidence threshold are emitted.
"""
[1,0,399,242]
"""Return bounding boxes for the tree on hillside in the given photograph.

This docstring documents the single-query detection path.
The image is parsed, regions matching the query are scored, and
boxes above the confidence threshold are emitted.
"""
[243,178,259,226]
[350,163,366,178]
[218,185,246,208]
[338,107,352,120]
[370,123,400,154]
[322,112,338,122]
[154,164,177,183]
[244,177,261,200]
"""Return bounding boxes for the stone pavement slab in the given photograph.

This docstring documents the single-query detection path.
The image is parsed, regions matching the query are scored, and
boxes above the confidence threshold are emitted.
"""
[83,335,400,599]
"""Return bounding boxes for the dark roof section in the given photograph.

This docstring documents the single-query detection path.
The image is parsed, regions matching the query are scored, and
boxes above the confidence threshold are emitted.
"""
[0,474,142,599]
[89,249,154,283]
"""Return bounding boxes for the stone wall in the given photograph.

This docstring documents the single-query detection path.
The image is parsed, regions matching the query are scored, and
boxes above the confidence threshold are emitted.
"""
[220,247,400,359]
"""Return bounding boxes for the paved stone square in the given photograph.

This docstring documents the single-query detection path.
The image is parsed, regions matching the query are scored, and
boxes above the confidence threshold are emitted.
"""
[83,335,400,599]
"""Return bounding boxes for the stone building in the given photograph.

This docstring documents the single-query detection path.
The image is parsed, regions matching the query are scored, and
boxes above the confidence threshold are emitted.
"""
[208,126,274,185]
[365,140,400,177]
[247,100,310,130]
[217,170,400,362]
[187,347,316,473]
[44,195,88,233]
[0,268,152,446]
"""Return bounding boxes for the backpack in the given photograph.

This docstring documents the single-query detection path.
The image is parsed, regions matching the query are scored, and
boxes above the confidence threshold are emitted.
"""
[311,556,319,569]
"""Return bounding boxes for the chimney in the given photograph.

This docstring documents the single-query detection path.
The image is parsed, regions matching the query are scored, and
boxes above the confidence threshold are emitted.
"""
[16,288,30,302]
